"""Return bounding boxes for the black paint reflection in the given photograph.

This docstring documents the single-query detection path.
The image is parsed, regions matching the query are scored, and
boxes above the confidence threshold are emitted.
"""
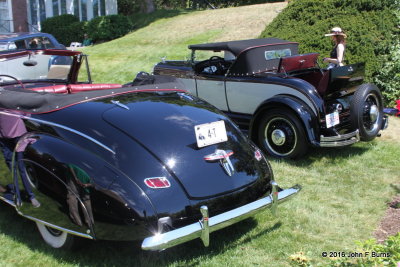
[65,164,94,227]
[0,112,40,207]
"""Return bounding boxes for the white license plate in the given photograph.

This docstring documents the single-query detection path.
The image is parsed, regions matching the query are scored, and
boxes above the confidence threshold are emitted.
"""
[326,111,340,128]
[194,120,228,148]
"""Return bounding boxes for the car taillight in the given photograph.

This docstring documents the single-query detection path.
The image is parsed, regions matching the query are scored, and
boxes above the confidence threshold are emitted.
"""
[144,177,171,189]
[254,149,263,161]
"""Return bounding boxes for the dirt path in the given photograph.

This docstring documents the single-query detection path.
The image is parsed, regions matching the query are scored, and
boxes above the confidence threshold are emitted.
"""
[374,194,400,242]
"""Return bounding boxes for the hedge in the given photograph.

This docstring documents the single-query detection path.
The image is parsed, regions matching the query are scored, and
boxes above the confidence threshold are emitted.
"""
[41,14,86,46]
[260,0,400,104]
[86,15,132,43]
[42,14,132,46]
[118,0,285,14]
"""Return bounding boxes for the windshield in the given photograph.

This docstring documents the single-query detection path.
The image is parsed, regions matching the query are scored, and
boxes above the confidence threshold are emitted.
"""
[0,53,73,82]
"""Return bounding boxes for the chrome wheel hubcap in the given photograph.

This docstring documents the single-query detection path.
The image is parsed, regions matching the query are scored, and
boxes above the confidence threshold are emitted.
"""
[271,129,286,146]
[369,105,378,123]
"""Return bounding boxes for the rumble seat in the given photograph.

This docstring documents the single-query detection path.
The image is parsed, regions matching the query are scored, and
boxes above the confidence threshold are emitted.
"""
[278,53,319,74]
[316,70,331,96]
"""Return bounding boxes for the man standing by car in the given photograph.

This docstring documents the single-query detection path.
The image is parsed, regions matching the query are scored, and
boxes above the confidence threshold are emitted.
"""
[82,34,93,46]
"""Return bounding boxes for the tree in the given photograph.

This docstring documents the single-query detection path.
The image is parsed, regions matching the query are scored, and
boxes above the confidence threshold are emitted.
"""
[143,0,155,13]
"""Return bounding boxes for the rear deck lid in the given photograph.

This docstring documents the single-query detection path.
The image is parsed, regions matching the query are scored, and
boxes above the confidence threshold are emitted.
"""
[102,92,264,199]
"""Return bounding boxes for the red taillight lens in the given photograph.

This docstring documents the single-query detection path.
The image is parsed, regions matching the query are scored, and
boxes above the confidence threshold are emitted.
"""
[144,177,171,189]
[254,149,263,161]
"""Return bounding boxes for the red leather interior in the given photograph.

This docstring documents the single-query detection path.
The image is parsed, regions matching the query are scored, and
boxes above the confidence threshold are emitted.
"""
[27,83,123,94]
[278,53,319,73]
[29,85,69,94]
[68,83,122,93]
[316,70,330,96]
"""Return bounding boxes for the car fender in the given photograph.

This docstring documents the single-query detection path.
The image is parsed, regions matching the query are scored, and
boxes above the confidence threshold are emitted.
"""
[249,95,320,146]
[15,133,157,241]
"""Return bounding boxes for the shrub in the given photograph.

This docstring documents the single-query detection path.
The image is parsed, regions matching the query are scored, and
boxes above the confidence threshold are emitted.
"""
[118,0,286,13]
[328,233,400,266]
[373,42,400,106]
[260,0,399,104]
[41,14,86,46]
[86,15,132,42]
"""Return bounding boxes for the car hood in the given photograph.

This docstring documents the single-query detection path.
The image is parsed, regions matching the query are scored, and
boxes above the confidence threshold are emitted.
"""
[102,92,266,199]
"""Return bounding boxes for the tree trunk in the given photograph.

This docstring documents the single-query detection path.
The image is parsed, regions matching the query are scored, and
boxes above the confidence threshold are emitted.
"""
[144,0,155,13]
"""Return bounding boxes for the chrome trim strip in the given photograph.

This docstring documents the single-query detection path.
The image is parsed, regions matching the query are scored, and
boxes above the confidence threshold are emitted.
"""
[18,213,94,240]
[0,111,115,154]
[0,196,93,239]
[0,195,16,207]
[141,184,301,251]
[111,100,130,110]
[381,115,389,130]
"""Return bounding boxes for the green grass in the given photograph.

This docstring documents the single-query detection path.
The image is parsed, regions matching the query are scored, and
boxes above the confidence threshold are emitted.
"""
[1,3,400,266]
[0,118,399,266]
[80,2,287,84]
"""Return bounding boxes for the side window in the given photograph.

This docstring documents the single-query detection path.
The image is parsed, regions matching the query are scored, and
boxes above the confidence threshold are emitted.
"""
[0,42,16,51]
[264,48,292,60]
[27,37,40,49]
[77,56,90,83]
[14,40,26,49]
[8,42,16,50]
[41,37,55,49]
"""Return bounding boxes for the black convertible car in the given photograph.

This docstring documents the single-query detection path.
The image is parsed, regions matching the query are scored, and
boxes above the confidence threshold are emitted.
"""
[0,49,300,250]
[153,38,388,158]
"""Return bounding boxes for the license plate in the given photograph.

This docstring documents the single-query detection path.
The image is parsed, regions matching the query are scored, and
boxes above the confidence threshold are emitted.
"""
[194,120,228,148]
[326,111,340,128]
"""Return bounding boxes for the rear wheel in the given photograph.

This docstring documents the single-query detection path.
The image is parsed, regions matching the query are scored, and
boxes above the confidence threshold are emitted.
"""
[36,222,77,249]
[350,84,383,141]
[257,109,308,159]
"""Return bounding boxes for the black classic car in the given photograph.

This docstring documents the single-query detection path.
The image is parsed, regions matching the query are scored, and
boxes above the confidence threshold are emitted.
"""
[0,49,300,250]
[153,38,388,158]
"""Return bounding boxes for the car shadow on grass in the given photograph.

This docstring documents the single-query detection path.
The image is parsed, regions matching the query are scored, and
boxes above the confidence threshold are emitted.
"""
[0,202,282,266]
[268,142,373,168]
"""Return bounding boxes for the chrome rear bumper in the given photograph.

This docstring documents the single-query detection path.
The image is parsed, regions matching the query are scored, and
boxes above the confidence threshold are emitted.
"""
[319,129,359,147]
[141,182,301,251]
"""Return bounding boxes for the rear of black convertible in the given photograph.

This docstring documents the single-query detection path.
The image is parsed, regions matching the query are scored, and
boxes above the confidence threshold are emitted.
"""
[0,81,300,250]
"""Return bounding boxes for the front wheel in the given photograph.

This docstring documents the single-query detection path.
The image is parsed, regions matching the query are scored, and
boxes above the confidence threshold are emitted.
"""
[36,222,77,249]
[257,109,308,159]
[350,84,383,141]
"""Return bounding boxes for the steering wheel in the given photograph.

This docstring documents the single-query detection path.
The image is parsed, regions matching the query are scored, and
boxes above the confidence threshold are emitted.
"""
[208,56,225,75]
[0,74,25,89]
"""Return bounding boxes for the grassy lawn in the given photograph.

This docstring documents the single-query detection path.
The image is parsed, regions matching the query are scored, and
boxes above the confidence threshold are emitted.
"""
[80,2,287,84]
[1,3,399,266]
[0,117,398,266]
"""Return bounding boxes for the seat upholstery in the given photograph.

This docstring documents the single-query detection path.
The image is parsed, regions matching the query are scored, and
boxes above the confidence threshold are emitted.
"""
[278,53,319,73]
[316,69,330,96]
[68,83,122,93]
[29,85,69,94]
[27,83,123,94]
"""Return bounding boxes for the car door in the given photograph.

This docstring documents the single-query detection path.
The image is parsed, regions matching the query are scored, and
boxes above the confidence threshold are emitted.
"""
[195,73,228,111]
